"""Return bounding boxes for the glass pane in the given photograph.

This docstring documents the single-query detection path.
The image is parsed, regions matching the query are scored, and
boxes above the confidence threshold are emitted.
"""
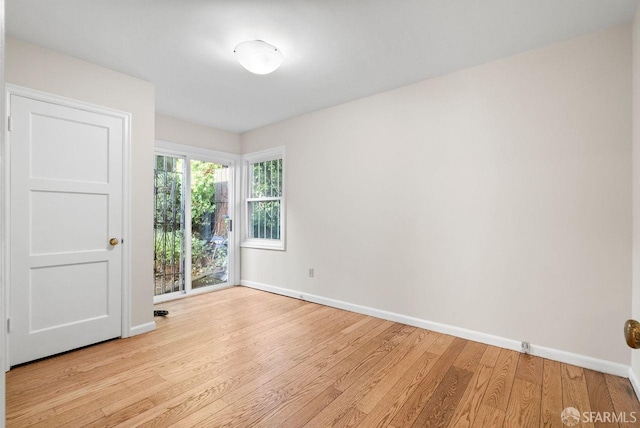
[154,155,185,296]
[191,160,229,289]
[249,200,281,239]
[251,159,282,198]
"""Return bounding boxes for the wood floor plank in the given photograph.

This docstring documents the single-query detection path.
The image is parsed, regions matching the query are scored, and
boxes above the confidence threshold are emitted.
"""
[331,407,367,427]
[55,375,166,427]
[515,353,544,386]
[481,348,519,411]
[112,362,264,427]
[159,399,228,428]
[472,404,506,427]
[250,375,342,428]
[479,346,501,368]
[143,306,346,404]
[46,298,312,399]
[112,311,367,426]
[583,369,618,428]
[453,341,487,372]
[34,409,106,428]
[562,364,595,428]
[88,399,156,428]
[113,310,364,420]
[6,408,56,428]
[355,329,438,414]
[282,385,343,428]
[605,374,640,422]
[428,333,456,355]
[341,316,372,335]
[354,350,441,427]
[189,374,336,427]
[302,326,424,427]
[157,301,330,380]
[216,318,396,406]
[448,364,494,428]
[327,324,415,392]
[389,337,467,427]
[504,378,541,427]
[541,359,564,428]
[187,374,336,428]
[178,322,400,427]
[410,366,474,427]
[35,291,300,381]
[6,287,639,428]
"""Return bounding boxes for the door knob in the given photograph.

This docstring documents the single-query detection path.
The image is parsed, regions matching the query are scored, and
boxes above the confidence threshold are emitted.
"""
[109,238,119,246]
[625,319,640,349]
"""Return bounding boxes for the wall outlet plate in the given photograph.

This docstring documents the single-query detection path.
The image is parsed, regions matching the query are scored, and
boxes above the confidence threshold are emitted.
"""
[521,341,531,354]
[308,268,314,278]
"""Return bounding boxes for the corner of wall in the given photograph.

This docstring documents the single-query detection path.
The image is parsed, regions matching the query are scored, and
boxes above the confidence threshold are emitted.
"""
[632,3,640,380]
[155,114,241,154]
[130,321,156,337]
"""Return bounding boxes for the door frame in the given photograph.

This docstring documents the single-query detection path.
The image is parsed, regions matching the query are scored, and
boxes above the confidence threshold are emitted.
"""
[154,140,240,303]
[3,84,132,370]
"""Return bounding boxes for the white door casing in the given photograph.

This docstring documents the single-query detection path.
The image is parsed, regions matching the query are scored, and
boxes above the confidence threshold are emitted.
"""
[7,87,131,367]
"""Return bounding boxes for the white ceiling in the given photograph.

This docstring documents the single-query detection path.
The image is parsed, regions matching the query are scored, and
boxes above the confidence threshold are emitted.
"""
[6,0,640,133]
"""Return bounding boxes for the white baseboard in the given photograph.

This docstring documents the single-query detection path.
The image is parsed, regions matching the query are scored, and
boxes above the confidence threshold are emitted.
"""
[241,280,630,378]
[630,368,640,400]
[129,321,156,337]
[531,343,629,378]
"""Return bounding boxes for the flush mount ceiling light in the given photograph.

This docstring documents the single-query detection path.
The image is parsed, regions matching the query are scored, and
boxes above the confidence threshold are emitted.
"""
[234,40,283,75]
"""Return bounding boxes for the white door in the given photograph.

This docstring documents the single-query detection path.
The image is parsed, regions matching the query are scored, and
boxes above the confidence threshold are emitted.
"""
[9,93,124,366]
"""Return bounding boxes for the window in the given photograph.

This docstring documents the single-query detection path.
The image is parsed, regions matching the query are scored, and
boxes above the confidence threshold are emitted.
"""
[153,154,185,296]
[242,147,285,250]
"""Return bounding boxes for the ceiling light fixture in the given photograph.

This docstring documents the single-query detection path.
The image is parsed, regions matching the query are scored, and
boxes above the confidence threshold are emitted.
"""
[234,40,283,75]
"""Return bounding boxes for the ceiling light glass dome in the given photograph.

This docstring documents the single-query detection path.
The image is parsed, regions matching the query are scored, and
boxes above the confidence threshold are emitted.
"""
[234,40,283,75]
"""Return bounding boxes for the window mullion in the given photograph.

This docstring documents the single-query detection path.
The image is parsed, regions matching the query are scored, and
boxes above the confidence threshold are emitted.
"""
[184,156,193,293]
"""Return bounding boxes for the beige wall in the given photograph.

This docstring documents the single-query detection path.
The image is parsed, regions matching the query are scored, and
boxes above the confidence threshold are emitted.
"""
[241,25,633,364]
[632,6,640,378]
[6,37,156,329]
[156,114,240,154]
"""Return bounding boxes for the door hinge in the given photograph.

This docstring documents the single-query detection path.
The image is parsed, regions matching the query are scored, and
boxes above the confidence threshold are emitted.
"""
[229,219,233,232]
[7,116,12,132]
[7,318,11,333]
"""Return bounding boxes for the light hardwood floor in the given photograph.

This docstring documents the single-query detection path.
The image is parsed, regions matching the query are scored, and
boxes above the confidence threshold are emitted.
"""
[7,286,640,427]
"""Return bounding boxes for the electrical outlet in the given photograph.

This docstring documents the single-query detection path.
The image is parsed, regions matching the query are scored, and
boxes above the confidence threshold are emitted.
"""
[521,341,531,354]
[308,268,314,278]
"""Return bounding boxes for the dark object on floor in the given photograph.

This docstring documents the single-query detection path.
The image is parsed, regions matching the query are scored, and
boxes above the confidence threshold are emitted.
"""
[154,310,169,317]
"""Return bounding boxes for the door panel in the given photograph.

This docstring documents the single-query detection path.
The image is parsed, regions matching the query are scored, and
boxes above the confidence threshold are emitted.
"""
[154,154,185,297]
[30,191,108,254]
[30,261,108,332]
[190,161,229,289]
[30,113,110,183]
[10,94,123,366]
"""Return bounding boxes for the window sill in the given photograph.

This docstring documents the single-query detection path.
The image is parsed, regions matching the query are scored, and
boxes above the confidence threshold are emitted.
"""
[241,239,285,251]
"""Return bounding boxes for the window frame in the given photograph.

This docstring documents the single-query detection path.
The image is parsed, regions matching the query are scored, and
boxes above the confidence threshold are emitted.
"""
[241,146,286,251]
